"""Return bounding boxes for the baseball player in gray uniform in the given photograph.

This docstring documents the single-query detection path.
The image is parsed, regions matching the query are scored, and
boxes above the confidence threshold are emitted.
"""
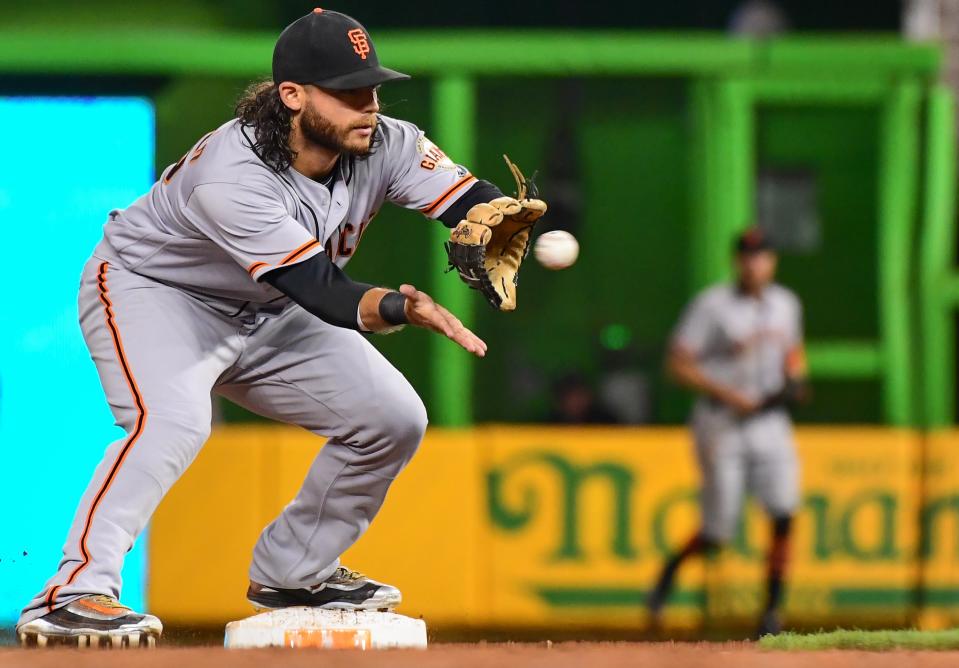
[17,9,545,648]
[646,228,808,638]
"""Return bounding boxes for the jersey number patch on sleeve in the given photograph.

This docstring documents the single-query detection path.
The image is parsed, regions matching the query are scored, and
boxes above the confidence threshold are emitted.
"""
[163,130,217,185]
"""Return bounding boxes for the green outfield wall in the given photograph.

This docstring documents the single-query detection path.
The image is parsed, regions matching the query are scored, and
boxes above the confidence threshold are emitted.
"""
[0,30,950,426]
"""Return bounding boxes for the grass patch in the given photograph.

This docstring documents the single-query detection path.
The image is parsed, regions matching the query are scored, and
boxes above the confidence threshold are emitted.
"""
[760,628,959,651]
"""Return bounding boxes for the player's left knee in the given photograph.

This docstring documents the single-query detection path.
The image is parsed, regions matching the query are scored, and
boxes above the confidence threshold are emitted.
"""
[372,389,428,457]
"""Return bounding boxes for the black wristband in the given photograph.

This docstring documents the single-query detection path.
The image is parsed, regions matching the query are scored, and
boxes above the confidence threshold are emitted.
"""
[379,291,409,326]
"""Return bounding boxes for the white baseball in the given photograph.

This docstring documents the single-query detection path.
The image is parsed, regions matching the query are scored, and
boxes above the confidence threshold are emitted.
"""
[534,230,579,270]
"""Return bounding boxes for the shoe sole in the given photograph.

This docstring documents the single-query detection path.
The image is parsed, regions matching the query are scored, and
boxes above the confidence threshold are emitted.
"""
[18,617,162,649]
[248,599,398,614]
[19,629,159,648]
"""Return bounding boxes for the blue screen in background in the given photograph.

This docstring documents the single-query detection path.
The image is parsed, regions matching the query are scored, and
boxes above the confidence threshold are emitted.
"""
[0,97,155,624]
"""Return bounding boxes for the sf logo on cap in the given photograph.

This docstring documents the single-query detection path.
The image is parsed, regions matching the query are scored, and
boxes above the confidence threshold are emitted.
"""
[348,28,370,60]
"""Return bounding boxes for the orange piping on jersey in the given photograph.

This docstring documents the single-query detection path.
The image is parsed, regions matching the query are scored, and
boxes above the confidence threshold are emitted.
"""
[247,261,268,277]
[44,262,148,612]
[280,239,321,266]
[420,174,476,217]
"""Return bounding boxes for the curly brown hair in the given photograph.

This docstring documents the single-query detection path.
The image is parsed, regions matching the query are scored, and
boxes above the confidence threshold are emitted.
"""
[235,80,295,172]
[235,79,383,172]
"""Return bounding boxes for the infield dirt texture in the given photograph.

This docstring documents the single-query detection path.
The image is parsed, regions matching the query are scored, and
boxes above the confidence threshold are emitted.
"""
[4,643,959,667]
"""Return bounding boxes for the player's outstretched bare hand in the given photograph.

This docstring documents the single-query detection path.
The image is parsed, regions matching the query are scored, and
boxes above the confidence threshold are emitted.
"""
[400,284,487,358]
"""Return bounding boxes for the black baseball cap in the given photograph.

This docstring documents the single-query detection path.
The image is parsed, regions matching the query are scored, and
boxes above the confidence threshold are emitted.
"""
[272,8,410,90]
[734,227,773,254]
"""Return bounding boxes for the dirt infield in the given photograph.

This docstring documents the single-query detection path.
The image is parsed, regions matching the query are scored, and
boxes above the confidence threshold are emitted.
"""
[3,643,959,668]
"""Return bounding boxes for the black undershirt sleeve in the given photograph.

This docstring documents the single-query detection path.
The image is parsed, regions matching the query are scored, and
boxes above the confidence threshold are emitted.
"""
[263,252,373,330]
[436,179,504,228]
[265,178,505,326]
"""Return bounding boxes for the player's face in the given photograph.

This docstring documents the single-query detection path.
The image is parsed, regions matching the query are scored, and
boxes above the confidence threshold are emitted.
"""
[299,85,380,156]
[736,250,777,290]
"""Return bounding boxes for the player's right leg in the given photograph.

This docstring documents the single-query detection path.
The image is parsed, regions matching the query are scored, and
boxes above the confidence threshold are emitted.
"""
[692,405,748,546]
[756,514,792,637]
[647,405,745,623]
[217,304,428,611]
[745,412,800,637]
[17,260,240,647]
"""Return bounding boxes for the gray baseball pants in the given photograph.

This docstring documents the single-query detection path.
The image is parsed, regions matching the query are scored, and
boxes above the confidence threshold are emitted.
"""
[19,258,426,627]
[691,401,800,543]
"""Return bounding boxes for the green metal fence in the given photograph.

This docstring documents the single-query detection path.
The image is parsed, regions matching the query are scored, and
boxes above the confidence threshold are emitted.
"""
[921,86,959,427]
[691,75,925,425]
[0,30,950,426]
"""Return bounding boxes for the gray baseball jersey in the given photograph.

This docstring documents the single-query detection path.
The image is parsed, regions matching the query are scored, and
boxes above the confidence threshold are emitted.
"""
[20,115,476,627]
[96,115,476,304]
[672,283,804,542]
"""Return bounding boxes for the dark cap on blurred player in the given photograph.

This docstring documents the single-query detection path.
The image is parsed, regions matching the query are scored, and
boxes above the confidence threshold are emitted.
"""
[272,8,410,90]
[735,227,773,254]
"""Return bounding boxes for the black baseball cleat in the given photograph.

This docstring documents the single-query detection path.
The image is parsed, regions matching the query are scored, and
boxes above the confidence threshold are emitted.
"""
[17,595,162,648]
[645,579,670,628]
[247,566,402,612]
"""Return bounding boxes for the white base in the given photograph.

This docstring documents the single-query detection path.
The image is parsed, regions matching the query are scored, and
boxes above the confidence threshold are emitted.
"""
[224,607,428,650]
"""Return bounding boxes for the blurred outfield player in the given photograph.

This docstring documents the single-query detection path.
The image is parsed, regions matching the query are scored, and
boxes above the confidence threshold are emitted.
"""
[646,228,809,638]
[17,8,545,647]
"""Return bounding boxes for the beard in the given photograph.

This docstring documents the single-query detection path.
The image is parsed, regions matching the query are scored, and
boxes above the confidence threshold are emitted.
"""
[299,103,377,157]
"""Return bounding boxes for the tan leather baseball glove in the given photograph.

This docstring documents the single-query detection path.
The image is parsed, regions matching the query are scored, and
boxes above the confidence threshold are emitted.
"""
[445,156,548,311]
